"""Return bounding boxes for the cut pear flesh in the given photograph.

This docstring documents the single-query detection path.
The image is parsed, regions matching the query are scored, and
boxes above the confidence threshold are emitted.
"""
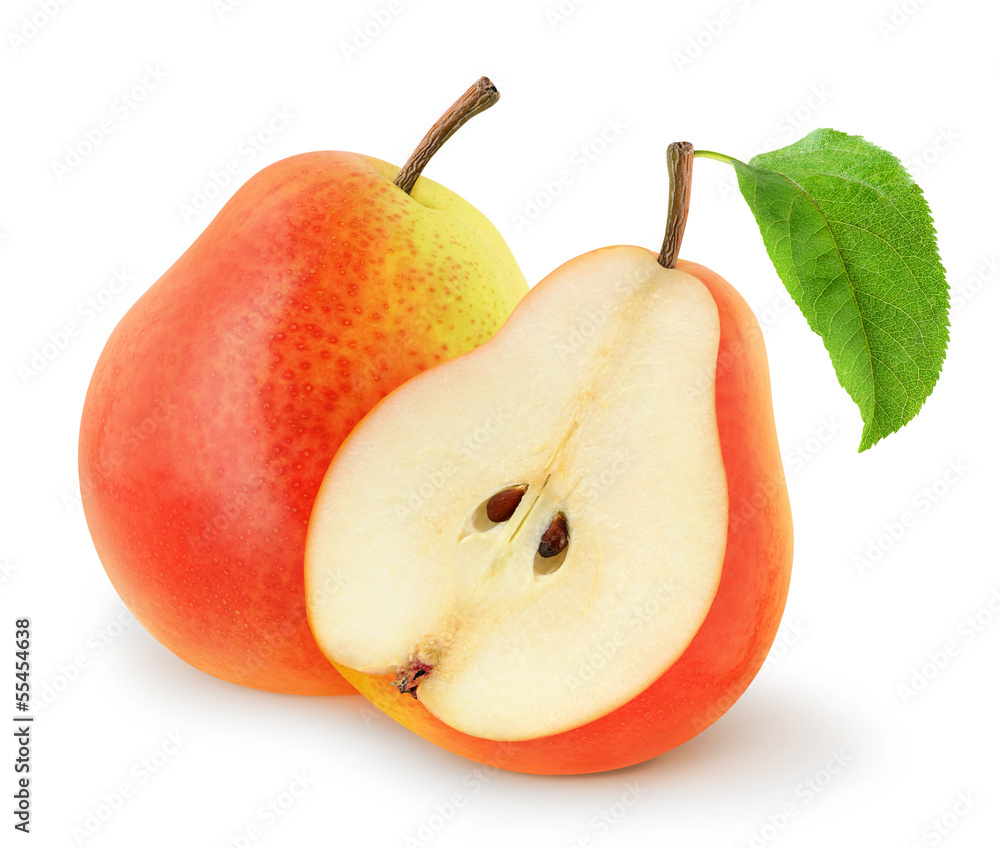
[306,247,728,741]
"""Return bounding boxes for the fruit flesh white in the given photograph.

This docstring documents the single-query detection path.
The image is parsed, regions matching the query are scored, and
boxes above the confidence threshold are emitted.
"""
[307,247,730,740]
[79,152,527,695]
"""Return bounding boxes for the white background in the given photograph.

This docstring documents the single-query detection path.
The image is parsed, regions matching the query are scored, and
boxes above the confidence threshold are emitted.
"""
[2,0,998,845]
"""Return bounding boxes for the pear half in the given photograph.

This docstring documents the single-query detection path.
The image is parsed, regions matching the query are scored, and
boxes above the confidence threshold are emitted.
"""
[306,246,735,741]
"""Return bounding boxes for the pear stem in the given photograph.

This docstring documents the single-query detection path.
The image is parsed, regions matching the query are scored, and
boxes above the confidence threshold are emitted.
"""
[657,141,694,269]
[693,149,744,167]
[393,77,500,195]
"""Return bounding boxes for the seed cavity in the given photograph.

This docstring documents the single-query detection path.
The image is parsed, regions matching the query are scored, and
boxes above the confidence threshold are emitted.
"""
[485,484,528,523]
[392,659,434,699]
[538,511,569,558]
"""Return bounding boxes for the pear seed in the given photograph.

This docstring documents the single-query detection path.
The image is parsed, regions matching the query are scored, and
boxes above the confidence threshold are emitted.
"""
[486,485,528,523]
[538,512,569,558]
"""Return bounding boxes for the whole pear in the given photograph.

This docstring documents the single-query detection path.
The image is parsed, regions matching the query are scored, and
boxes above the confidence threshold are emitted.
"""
[79,79,527,694]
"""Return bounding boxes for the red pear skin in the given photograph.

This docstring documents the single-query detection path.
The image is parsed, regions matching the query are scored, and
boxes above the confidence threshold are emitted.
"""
[333,256,793,771]
[79,152,526,694]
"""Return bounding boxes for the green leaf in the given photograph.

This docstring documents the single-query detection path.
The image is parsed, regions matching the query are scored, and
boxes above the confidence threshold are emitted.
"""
[723,129,949,451]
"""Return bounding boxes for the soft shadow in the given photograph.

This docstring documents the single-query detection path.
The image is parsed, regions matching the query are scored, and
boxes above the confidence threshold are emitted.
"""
[115,632,873,795]
[516,678,874,793]
[321,678,875,793]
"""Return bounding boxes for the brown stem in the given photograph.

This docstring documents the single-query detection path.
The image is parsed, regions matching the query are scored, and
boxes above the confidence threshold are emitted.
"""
[657,141,694,269]
[393,77,500,195]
